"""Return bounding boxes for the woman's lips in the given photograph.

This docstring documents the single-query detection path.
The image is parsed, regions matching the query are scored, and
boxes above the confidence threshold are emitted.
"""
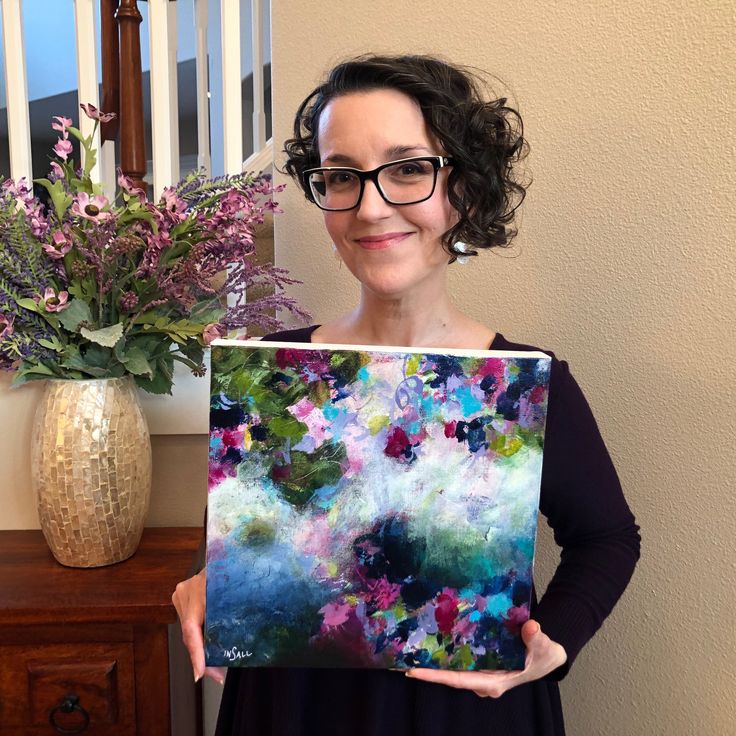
[354,232,412,250]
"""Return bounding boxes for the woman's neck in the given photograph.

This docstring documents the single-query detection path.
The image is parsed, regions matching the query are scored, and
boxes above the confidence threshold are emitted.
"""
[312,271,495,350]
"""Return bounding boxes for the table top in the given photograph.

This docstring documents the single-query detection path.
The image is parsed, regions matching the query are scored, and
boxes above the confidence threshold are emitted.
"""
[0,527,203,625]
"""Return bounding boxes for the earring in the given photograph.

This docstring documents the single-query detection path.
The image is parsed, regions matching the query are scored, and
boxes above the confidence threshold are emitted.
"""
[331,243,343,269]
[452,241,470,265]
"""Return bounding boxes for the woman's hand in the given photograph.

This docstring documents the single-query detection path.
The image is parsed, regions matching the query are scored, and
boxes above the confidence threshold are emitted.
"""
[405,620,566,698]
[172,569,227,685]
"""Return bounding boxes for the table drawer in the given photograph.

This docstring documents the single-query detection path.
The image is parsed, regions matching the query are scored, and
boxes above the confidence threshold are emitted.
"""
[0,642,135,735]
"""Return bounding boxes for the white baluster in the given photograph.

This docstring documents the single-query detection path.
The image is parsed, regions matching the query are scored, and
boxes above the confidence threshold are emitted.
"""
[220,0,242,175]
[251,0,266,155]
[73,0,104,187]
[1,0,32,183]
[148,0,180,197]
[194,0,211,175]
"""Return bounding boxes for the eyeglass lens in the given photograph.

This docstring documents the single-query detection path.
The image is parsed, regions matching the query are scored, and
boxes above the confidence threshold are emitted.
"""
[308,159,438,210]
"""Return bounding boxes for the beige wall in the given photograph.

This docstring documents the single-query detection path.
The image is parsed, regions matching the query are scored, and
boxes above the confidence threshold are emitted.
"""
[1,1,733,733]
[0,370,208,528]
[268,1,735,735]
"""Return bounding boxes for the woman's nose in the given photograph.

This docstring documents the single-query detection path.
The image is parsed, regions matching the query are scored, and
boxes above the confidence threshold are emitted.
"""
[355,180,393,221]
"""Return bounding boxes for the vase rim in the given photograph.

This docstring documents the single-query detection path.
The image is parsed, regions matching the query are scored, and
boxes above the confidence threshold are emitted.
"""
[45,375,134,384]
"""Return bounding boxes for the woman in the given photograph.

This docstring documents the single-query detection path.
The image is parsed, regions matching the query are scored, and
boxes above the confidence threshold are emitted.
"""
[173,54,640,735]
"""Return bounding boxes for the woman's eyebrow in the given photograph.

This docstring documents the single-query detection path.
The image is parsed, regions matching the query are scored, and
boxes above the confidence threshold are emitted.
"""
[322,145,432,166]
[384,144,432,158]
[321,153,358,165]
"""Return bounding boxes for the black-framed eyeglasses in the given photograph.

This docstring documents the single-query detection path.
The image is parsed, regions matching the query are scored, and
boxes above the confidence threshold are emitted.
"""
[303,155,455,212]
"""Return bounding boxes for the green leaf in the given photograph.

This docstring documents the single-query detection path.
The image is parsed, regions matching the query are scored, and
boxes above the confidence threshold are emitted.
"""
[38,338,63,351]
[34,177,73,220]
[118,208,158,233]
[84,344,113,368]
[16,298,60,328]
[132,310,160,325]
[75,364,110,378]
[58,299,93,332]
[60,346,111,376]
[16,297,41,313]
[83,145,97,177]
[134,367,173,395]
[65,125,85,143]
[179,341,204,365]
[12,371,46,386]
[12,362,58,386]
[23,361,57,376]
[188,300,224,325]
[80,322,124,348]
[118,346,153,378]
[68,280,95,301]
[125,333,169,358]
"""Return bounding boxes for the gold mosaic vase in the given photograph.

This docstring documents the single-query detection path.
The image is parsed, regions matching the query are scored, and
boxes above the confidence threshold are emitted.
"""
[31,376,152,567]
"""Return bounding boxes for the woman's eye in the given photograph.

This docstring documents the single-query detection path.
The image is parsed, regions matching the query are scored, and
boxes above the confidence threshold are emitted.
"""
[399,163,422,175]
[387,161,431,178]
[327,171,356,186]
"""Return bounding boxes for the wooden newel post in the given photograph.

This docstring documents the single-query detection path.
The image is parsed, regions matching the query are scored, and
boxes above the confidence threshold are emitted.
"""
[100,0,121,143]
[116,0,147,192]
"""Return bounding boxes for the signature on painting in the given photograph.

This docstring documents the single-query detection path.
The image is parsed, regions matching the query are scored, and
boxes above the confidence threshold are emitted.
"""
[223,646,253,661]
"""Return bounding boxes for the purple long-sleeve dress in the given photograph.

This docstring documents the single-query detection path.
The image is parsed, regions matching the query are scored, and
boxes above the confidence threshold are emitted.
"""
[214,326,641,736]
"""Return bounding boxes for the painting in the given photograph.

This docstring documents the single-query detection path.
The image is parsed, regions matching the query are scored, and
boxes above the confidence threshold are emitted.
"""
[205,340,550,670]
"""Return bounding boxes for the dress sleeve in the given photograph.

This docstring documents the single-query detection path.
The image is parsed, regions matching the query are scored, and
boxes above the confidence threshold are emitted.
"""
[533,357,641,679]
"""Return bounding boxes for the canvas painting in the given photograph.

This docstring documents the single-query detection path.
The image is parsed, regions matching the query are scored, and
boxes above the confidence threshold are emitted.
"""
[205,340,551,671]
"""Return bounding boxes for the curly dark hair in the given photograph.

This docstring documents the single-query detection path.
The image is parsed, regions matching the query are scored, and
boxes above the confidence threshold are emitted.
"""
[283,54,529,258]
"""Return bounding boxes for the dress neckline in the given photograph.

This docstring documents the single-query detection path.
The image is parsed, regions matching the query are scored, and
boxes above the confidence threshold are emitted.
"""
[307,324,501,351]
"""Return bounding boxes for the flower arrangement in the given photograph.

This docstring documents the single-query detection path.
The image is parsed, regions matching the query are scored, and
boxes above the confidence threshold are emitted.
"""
[0,104,307,393]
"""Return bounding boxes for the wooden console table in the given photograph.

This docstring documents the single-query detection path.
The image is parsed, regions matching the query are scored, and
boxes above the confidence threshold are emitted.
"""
[0,527,203,735]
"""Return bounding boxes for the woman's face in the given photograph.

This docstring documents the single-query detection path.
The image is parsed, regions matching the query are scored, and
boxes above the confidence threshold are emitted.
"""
[316,88,456,300]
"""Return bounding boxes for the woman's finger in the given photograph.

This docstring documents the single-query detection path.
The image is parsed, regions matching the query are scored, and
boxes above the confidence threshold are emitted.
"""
[172,569,208,681]
[405,668,523,698]
[204,666,227,685]
[521,619,567,672]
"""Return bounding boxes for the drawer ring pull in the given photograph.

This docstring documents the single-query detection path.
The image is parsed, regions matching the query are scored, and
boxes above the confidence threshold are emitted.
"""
[49,693,90,734]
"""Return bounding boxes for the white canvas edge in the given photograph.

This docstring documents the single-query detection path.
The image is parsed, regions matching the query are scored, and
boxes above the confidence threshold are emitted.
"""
[211,338,550,362]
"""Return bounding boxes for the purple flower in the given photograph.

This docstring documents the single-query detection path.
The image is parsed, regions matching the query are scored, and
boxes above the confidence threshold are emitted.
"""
[202,323,224,345]
[71,192,112,222]
[51,115,72,136]
[42,231,72,260]
[80,103,117,123]
[53,138,74,161]
[118,291,139,312]
[117,169,146,199]
[49,161,65,180]
[263,199,283,213]
[41,288,69,313]
[160,186,188,220]
[0,313,14,339]
[147,226,173,251]
[4,177,31,199]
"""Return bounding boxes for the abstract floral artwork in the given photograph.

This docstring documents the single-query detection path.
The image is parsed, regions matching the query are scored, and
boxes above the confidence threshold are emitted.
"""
[205,341,550,670]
